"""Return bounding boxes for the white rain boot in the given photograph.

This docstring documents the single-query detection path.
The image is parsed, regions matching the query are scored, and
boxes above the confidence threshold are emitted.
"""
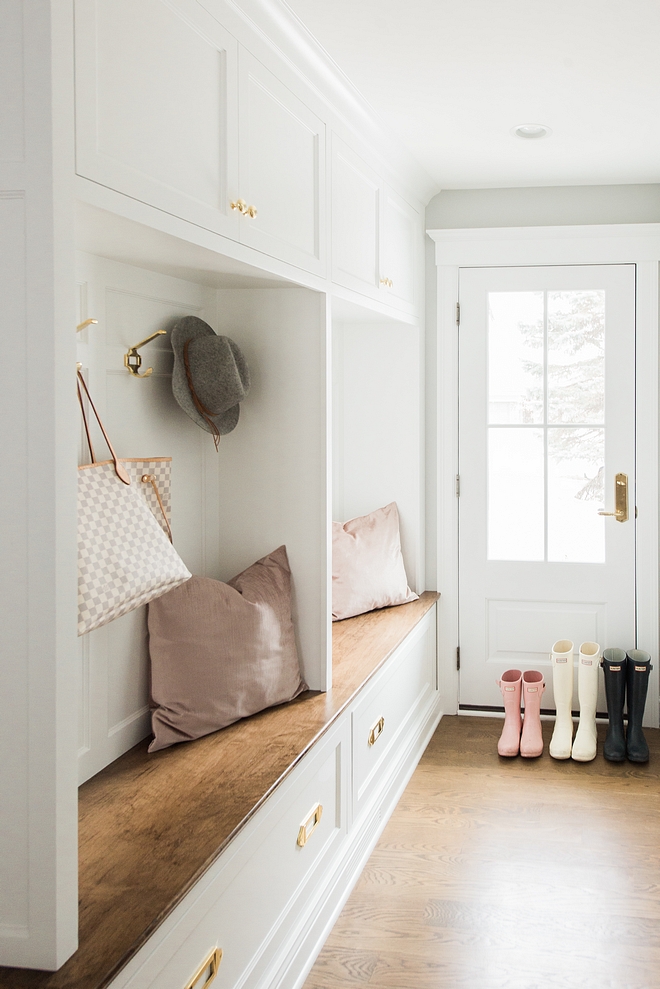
[549,639,574,760]
[571,641,600,762]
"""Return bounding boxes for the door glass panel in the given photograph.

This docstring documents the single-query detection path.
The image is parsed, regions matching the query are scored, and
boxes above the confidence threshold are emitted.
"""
[547,290,605,424]
[488,427,544,561]
[487,288,607,563]
[488,291,544,424]
[547,428,605,563]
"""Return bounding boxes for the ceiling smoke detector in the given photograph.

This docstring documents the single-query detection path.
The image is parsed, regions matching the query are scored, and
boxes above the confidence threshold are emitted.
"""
[513,123,552,140]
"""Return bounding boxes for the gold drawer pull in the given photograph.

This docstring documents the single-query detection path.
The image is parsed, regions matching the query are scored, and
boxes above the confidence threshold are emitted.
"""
[297,802,323,847]
[185,947,222,989]
[368,716,385,746]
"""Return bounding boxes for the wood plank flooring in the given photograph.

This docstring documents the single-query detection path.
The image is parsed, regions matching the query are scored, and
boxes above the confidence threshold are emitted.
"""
[304,715,660,989]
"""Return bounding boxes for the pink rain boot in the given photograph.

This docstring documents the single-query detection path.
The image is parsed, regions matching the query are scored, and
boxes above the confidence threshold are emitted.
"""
[497,669,522,756]
[520,670,545,758]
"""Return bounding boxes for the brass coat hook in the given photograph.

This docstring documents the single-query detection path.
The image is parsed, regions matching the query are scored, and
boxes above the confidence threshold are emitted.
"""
[77,318,98,332]
[124,330,167,377]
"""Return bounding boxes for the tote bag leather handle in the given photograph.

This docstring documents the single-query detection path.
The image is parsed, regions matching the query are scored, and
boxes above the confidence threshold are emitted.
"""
[77,370,131,485]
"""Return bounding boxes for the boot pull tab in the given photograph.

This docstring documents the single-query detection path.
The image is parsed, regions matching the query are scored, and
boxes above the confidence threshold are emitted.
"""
[497,679,516,690]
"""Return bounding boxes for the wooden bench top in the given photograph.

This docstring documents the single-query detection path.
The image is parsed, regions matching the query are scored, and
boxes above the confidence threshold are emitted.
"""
[0,593,438,989]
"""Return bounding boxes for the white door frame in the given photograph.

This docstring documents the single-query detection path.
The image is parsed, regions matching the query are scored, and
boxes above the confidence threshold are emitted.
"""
[428,223,660,728]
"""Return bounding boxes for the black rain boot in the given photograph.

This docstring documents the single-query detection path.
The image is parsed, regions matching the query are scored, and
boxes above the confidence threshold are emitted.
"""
[602,648,627,762]
[626,651,653,763]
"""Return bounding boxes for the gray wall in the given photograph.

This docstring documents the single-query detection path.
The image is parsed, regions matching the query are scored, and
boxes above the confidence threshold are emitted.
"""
[426,184,660,229]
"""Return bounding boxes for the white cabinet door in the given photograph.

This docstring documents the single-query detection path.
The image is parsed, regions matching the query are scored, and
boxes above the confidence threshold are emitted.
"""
[331,136,381,298]
[75,0,240,239]
[237,49,326,276]
[381,185,420,312]
[330,139,421,313]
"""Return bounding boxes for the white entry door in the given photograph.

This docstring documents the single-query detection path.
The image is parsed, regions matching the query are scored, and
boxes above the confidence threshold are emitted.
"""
[458,264,636,711]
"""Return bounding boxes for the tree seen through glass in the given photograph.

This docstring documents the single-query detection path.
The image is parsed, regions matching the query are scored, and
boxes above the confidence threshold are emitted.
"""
[487,289,606,562]
[519,290,605,502]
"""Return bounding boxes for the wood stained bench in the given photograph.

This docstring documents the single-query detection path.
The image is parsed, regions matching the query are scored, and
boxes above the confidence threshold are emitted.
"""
[0,592,439,989]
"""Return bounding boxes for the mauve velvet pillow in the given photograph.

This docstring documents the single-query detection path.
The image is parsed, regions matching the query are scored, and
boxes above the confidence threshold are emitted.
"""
[147,545,307,752]
[332,502,418,622]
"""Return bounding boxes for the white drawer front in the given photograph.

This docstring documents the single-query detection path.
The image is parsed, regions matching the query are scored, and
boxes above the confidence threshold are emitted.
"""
[114,717,349,989]
[351,610,436,820]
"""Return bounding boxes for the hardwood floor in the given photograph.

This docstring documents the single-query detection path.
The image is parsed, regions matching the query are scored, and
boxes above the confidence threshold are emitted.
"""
[303,715,660,989]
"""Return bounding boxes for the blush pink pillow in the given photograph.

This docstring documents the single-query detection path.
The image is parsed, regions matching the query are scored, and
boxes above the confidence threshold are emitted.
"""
[147,545,307,752]
[332,502,418,621]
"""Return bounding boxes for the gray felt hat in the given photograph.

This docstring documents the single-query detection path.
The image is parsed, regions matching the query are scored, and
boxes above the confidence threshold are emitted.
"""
[171,316,250,441]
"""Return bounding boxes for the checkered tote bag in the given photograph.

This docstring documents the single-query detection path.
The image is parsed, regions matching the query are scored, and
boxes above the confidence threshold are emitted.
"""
[77,371,191,636]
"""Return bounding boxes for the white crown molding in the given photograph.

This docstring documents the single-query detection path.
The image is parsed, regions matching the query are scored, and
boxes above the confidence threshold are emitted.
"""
[225,0,438,202]
[428,223,660,266]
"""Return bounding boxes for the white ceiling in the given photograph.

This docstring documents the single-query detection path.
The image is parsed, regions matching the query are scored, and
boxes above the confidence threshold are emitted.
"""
[284,0,660,192]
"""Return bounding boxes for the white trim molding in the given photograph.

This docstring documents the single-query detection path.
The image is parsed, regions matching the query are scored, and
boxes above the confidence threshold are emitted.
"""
[428,223,660,728]
[429,223,660,267]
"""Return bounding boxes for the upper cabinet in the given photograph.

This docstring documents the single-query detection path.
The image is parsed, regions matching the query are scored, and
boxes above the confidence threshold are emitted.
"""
[74,0,421,311]
[331,136,381,298]
[74,0,326,277]
[236,50,326,276]
[382,185,421,311]
[74,0,240,241]
[331,135,422,315]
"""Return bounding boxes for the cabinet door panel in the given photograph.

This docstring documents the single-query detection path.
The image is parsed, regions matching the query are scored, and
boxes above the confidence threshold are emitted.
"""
[331,137,380,297]
[382,186,420,312]
[238,50,326,276]
[75,0,239,238]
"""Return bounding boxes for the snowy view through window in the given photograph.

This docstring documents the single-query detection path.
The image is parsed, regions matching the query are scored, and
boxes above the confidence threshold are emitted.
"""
[487,289,606,563]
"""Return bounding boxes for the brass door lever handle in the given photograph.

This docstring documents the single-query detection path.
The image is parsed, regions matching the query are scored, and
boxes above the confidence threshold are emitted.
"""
[598,472,629,523]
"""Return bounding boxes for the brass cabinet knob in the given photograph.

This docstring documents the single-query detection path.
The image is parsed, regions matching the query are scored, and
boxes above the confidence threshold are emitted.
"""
[230,199,257,218]
[379,277,393,288]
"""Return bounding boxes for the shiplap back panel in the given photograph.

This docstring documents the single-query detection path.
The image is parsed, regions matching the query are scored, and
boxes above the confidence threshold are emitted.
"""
[76,254,220,784]
[333,321,424,594]
[75,264,329,775]
[213,288,329,691]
